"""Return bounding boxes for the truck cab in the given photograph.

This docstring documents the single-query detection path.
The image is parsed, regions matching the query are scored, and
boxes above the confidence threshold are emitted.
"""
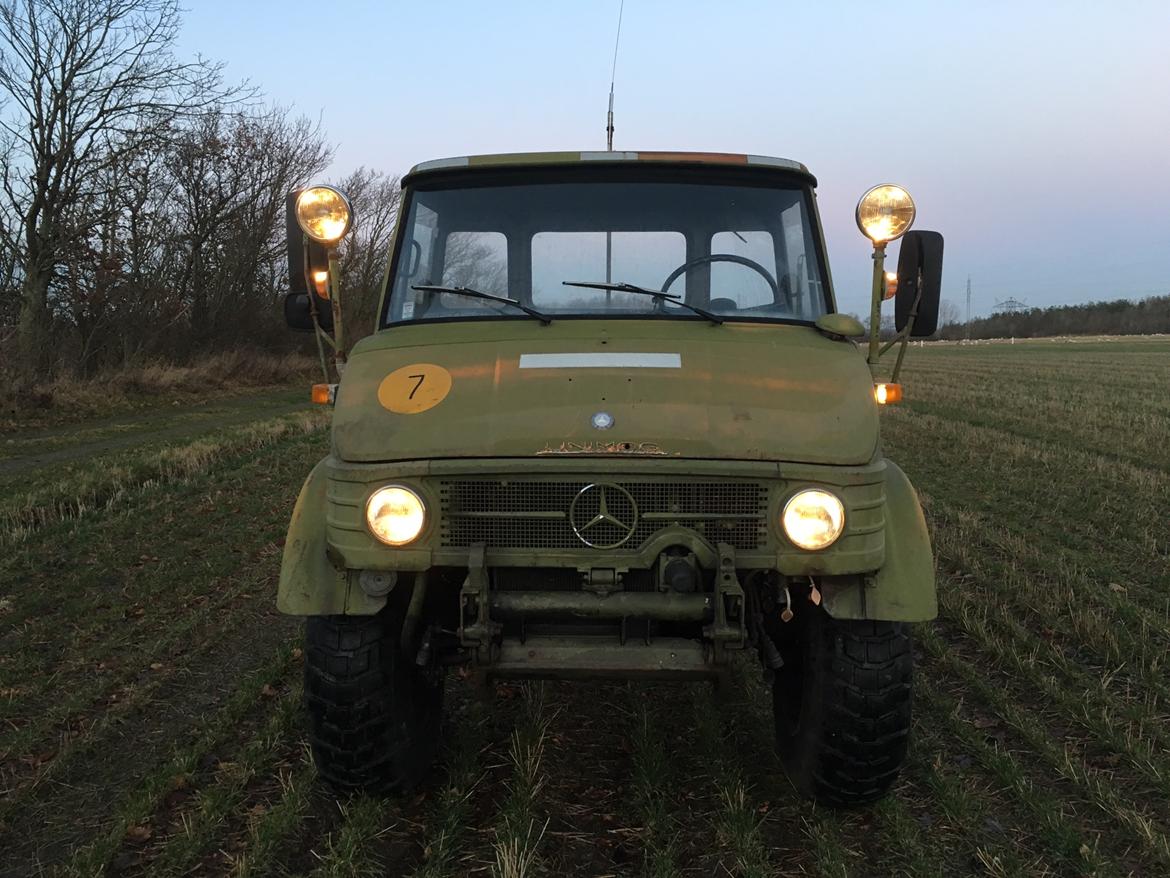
[280,151,943,806]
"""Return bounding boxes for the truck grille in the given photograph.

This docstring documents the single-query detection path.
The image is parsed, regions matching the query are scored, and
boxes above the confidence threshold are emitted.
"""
[438,479,769,551]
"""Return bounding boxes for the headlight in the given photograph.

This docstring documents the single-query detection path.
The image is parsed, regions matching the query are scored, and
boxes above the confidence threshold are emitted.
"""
[782,489,845,550]
[295,185,353,244]
[856,184,915,243]
[365,486,426,546]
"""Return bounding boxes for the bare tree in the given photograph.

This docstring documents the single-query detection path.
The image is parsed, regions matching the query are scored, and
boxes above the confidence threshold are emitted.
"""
[163,108,329,352]
[73,107,329,368]
[0,0,249,376]
[27,104,330,374]
[938,299,960,327]
[332,167,401,339]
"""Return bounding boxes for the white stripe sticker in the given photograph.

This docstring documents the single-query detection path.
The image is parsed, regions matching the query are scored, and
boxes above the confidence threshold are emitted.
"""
[519,353,682,369]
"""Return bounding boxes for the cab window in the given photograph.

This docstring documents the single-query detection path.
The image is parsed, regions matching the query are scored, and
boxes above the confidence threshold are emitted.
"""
[386,176,829,325]
[532,231,685,312]
[708,231,776,310]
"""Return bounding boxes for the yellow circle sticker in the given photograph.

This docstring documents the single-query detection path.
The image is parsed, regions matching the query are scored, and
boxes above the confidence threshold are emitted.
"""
[377,364,452,414]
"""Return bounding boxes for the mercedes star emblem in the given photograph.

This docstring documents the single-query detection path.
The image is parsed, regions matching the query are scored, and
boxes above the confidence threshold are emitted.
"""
[591,411,614,430]
[569,482,639,548]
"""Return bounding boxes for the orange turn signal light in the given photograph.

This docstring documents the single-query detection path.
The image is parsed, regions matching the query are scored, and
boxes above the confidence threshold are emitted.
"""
[874,383,903,405]
[311,383,335,405]
[312,270,330,299]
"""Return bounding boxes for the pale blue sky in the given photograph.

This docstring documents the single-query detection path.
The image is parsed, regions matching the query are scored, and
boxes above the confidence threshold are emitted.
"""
[178,0,1170,318]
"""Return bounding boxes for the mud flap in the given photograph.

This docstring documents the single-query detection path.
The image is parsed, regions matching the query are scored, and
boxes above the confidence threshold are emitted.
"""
[277,460,386,616]
[821,461,936,622]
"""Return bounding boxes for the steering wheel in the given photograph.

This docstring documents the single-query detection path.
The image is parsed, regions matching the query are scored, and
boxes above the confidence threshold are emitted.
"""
[660,254,780,303]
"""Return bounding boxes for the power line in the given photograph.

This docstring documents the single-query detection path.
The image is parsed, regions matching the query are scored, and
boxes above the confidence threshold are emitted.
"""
[965,275,972,340]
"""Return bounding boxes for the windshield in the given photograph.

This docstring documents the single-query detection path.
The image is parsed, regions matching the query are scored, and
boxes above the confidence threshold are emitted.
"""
[384,176,830,327]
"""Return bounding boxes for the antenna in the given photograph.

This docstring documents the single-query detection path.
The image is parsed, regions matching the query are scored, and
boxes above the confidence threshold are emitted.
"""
[604,0,625,289]
[606,0,624,151]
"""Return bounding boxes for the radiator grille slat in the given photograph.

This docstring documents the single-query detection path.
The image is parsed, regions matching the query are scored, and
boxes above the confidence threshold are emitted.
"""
[439,480,768,551]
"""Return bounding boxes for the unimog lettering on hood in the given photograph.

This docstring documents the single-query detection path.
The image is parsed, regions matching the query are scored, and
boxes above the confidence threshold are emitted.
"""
[278,151,944,807]
[536,440,672,456]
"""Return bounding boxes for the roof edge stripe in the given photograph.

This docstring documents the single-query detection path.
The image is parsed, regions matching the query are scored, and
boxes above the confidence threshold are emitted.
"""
[409,151,808,176]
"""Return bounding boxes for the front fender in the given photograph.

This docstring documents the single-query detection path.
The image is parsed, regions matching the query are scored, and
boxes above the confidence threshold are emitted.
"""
[277,459,386,616]
[821,460,936,622]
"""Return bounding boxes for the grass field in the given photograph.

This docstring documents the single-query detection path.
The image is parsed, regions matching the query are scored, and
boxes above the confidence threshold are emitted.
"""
[1,339,1167,877]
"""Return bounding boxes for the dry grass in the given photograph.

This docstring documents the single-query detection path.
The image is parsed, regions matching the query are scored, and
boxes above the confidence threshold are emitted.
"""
[1,348,319,427]
[491,820,548,878]
[0,409,328,542]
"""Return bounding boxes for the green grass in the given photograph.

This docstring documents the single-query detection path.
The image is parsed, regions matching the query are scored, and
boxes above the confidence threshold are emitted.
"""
[307,795,400,878]
[0,424,326,801]
[1,338,1168,876]
[57,643,302,878]
[411,700,492,878]
[489,683,552,878]
[691,685,772,878]
[627,692,681,877]
[229,755,317,877]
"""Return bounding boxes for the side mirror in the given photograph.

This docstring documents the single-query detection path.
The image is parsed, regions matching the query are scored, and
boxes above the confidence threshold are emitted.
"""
[285,189,331,328]
[894,230,944,337]
[284,292,333,333]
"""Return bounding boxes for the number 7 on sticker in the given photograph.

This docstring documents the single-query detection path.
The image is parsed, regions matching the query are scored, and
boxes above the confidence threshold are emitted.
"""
[377,364,453,414]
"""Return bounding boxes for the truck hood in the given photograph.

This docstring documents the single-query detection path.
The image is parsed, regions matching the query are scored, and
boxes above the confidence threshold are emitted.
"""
[332,320,879,466]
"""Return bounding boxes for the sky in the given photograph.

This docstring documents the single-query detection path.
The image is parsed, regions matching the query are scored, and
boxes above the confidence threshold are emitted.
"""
[177,0,1170,318]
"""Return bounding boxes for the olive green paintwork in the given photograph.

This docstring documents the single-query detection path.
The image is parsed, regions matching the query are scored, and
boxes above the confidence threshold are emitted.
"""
[277,150,939,629]
[819,461,937,622]
[332,320,878,466]
[815,313,866,339]
[277,459,384,616]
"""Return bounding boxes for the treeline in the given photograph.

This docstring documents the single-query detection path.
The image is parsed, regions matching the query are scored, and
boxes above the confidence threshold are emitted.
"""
[0,0,397,382]
[935,295,1170,340]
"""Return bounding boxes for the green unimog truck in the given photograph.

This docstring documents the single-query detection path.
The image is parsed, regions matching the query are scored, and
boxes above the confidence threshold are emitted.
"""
[279,151,944,807]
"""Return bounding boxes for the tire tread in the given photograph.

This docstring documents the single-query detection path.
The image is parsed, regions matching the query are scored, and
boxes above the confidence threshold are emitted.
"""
[775,614,913,807]
[304,612,441,793]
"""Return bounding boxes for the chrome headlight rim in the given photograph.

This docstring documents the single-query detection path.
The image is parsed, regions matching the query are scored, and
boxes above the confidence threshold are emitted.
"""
[855,183,916,244]
[295,184,353,245]
[364,484,427,547]
[780,487,846,551]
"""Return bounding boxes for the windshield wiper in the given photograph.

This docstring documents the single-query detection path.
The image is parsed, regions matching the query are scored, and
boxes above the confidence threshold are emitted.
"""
[412,285,551,325]
[561,280,723,325]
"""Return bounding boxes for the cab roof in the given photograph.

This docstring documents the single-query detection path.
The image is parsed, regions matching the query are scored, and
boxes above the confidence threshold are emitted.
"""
[404,151,813,185]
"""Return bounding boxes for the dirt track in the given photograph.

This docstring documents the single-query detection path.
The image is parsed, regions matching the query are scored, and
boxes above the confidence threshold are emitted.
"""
[0,387,308,475]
